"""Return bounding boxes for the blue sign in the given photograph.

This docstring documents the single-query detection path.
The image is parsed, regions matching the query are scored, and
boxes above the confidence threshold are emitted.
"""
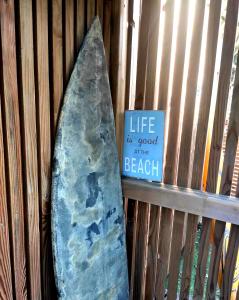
[122,110,165,181]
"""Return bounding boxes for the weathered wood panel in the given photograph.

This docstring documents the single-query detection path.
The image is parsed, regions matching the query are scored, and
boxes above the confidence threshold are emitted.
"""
[18,0,41,298]
[0,96,13,300]
[34,1,55,298]
[51,0,64,129]
[0,0,27,297]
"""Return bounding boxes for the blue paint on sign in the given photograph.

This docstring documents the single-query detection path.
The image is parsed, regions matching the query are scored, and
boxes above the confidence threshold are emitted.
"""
[122,110,165,182]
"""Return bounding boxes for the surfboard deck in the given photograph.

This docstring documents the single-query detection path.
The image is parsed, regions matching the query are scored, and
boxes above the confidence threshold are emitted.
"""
[51,17,129,300]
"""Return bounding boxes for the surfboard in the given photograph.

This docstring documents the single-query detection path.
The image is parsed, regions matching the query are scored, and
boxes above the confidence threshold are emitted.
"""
[51,17,129,300]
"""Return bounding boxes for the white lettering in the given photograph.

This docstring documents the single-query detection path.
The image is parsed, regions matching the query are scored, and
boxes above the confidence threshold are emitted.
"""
[138,159,144,173]
[152,160,159,176]
[149,117,155,133]
[125,157,130,171]
[130,116,135,132]
[141,117,147,132]
[131,158,136,173]
[145,160,151,175]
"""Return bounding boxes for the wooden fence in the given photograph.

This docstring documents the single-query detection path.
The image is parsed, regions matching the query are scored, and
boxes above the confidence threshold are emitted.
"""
[0,0,239,299]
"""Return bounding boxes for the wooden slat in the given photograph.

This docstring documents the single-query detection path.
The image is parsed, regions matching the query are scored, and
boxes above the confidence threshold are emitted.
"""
[180,214,198,299]
[0,0,27,298]
[110,0,128,162]
[87,0,95,30]
[132,202,150,299]
[96,0,104,25]
[51,0,63,130]
[157,0,174,111]
[128,1,161,298]
[18,1,41,299]
[124,0,134,110]
[103,0,111,69]
[122,178,239,225]
[143,0,161,297]
[134,0,150,110]
[191,1,222,297]
[34,1,55,299]
[221,224,239,299]
[129,201,138,300]
[219,50,239,300]
[205,0,239,298]
[75,0,85,56]
[144,0,161,109]
[64,0,74,86]
[170,1,206,298]
[156,1,189,299]
[0,96,13,300]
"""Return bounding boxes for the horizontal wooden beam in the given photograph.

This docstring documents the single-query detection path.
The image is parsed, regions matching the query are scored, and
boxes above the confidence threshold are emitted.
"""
[122,177,239,225]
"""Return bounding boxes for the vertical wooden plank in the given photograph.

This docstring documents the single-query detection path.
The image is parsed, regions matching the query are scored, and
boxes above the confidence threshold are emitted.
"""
[143,0,161,298]
[110,0,128,162]
[167,1,206,298]
[64,0,74,86]
[103,0,111,69]
[87,0,95,30]
[75,0,85,55]
[34,1,56,299]
[189,1,222,297]
[144,0,161,109]
[129,0,161,298]
[156,1,189,299]
[157,0,174,111]
[51,0,63,129]
[96,0,104,25]
[124,0,134,110]
[129,201,138,300]
[0,97,13,300]
[0,0,28,298]
[221,224,239,299]
[18,1,41,299]
[205,0,239,298]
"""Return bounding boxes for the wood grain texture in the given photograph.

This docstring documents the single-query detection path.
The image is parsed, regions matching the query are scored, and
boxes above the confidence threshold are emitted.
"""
[122,178,239,225]
[134,0,150,110]
[169,2,206,298]
[110,0,128,163]
[167,210,185,300]
[132,202,150,299]
[180,214,198,299]
[157,0,174,110]
[34,1,55,298]
[124,0,134,110]
[87,0,95,30]
[129,201,138,300]
[156,1,189,298]
[103,0,111,70]
[144,0,161,109]
[64,0,74,86]
[143,1,161,298]
[190,1,222,297]
[205,1,239,298]
[0,0,27,298]
[0,96,13,300]
[221,224,239,299]
[75,0,85,56]
[96,0,104,25]
[18,1,41,298]
[219,49,239,300]
[51,0,63,130]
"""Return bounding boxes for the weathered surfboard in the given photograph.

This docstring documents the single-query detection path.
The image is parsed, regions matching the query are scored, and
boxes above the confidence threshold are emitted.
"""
[51,17,129,300]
